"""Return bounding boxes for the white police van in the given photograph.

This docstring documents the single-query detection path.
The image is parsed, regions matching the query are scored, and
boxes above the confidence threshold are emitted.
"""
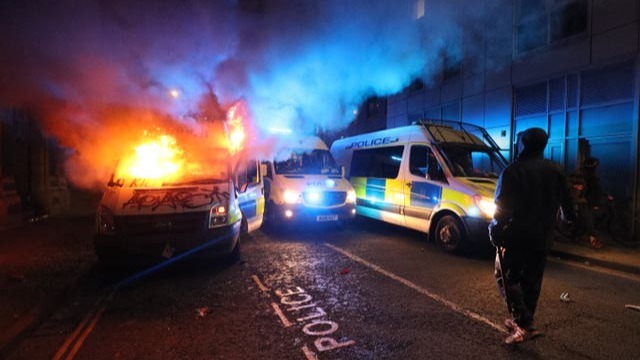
[330,120,507,253]
[262,135,356,226]
[94,122,265,265]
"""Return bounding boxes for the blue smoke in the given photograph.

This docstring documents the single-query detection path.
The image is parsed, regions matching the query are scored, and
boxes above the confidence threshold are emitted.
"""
[0,0,479,136]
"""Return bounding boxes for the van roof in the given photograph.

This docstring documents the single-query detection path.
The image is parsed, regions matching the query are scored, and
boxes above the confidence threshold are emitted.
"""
[331,121,495,151]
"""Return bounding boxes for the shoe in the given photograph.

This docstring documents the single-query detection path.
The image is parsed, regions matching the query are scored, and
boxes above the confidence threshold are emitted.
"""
[504,318,518,331]
[504,325,535,345]
[504,318,538,332]
[589,236,603,249]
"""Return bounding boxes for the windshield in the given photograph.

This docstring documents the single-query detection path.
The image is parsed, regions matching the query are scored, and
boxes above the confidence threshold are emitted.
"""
[439,144,506,179]
[274,149,341,175]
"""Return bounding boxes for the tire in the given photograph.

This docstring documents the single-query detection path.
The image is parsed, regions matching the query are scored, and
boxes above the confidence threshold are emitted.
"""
[227,239,241,263]
[434,215,467,253]
[240,216,249,235]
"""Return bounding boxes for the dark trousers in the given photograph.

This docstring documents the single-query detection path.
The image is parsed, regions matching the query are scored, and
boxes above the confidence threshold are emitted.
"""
[495,246,548,328]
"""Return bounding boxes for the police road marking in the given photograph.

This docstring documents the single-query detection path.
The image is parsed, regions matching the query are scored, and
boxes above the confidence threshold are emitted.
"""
[324,243,507,334]
[271,302,293,327]
[252,274,271,292]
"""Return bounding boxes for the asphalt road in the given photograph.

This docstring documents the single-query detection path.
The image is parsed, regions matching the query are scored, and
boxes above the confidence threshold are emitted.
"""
[4,217,640,360]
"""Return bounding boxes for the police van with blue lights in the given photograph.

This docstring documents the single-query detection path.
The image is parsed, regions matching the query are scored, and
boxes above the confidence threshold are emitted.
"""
[262,135,357,225]
[330,120,508,253]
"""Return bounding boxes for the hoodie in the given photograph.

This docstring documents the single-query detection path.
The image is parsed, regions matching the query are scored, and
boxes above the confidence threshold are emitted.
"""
[491,128,575,250]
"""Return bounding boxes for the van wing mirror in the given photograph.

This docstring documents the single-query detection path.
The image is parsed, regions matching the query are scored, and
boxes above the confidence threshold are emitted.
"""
[341,165,346,177]
[260,163,268,178]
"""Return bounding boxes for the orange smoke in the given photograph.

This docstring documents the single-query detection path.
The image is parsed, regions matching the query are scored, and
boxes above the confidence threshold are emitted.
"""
[37,100,238,190]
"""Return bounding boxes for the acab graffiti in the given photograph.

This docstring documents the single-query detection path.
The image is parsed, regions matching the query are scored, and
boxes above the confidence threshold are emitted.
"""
[122,187,230,211]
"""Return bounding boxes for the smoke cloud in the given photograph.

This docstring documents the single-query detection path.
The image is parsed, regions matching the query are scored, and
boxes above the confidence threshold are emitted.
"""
[0,0,493,189]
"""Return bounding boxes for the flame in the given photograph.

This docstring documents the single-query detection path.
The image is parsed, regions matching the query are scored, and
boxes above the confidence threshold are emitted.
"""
[115,133,185,184]
[226,102,246,154]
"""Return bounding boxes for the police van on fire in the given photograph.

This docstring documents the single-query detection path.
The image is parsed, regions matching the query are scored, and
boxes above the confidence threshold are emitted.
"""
[94,119,264,265]
[330,120,508,253]
[261,134,356,226]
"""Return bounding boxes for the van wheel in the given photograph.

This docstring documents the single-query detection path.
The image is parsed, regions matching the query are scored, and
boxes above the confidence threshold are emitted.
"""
[435,215,466,253]
[228,240,241,263]
[240,216,249,235]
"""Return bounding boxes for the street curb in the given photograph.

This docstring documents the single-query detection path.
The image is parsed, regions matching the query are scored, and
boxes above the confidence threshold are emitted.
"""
[550,249,640,276]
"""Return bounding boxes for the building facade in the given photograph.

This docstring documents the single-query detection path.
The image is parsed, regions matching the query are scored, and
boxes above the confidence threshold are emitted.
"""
[0,109,70,229]
[386,0,639,240]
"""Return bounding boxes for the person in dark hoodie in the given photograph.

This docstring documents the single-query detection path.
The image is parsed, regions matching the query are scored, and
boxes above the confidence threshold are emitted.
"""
[489,127,575,345]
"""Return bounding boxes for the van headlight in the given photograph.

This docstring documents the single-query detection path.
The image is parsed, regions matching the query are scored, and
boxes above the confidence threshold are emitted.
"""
[473,195,496,218]
[283,189,300,204]
[209,204,228,228]
[96,205,116,235]
[346,190,356,204]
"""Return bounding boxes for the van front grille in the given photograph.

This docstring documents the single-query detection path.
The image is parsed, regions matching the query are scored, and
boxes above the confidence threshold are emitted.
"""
[115,212,208,235]
[303,191,346,207]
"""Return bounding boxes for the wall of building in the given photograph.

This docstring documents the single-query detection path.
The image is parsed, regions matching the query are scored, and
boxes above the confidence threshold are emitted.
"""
[386,0,640,240]
[0,109,70,229]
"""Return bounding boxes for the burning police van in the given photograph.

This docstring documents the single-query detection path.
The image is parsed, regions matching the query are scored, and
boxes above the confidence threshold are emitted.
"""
[262,135,356,225]
[330,120,507,253]
[94,119,264,264]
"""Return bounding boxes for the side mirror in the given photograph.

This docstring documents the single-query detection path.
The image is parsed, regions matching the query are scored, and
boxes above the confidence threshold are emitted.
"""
[260,163,268,178]
[238,182,249,193]
[341,165,346,177]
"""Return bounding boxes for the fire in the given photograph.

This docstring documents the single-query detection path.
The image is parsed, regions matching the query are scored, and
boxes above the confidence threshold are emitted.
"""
[226,102,247,154]
[114,132,186,185]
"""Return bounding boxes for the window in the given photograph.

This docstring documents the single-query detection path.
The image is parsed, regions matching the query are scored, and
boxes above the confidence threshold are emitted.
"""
[350,146,404,179]
[440,145,505,178]
[550,0,587,42]
[409,145,446,182]
[516,0,587,55]
[274,149,341,175]
[236,160,259,193]
[415,0,425,19]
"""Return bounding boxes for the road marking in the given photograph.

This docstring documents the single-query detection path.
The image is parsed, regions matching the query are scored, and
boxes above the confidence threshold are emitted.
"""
[271,303,293,327]
[53,290,116,360]
[301,345,318,360]
[252,274,271,292]
[325,243,508,334]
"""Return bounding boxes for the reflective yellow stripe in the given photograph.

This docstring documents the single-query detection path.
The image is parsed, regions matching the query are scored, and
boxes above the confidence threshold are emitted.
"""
[351,177,367,198]
[256,196,265,216]
[384,179,405,205]
[441,188,473,213]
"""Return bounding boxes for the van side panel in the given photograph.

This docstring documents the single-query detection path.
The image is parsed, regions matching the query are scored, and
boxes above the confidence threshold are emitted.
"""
[350,176,405,226]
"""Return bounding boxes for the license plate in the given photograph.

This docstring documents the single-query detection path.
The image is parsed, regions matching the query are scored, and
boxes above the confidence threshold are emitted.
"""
[316,215,338,222]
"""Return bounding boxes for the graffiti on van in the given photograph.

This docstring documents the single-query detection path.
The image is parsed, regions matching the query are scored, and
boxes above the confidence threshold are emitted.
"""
[122,187,230,211]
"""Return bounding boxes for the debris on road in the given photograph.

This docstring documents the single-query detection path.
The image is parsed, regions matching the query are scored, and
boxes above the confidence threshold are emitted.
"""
[625,304,640,312]
[196,307,209,318]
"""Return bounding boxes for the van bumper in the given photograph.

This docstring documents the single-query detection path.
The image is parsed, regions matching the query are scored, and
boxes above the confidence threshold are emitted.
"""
[463,216,491,246]
[271,202,357,223]
[94,221,241,260]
